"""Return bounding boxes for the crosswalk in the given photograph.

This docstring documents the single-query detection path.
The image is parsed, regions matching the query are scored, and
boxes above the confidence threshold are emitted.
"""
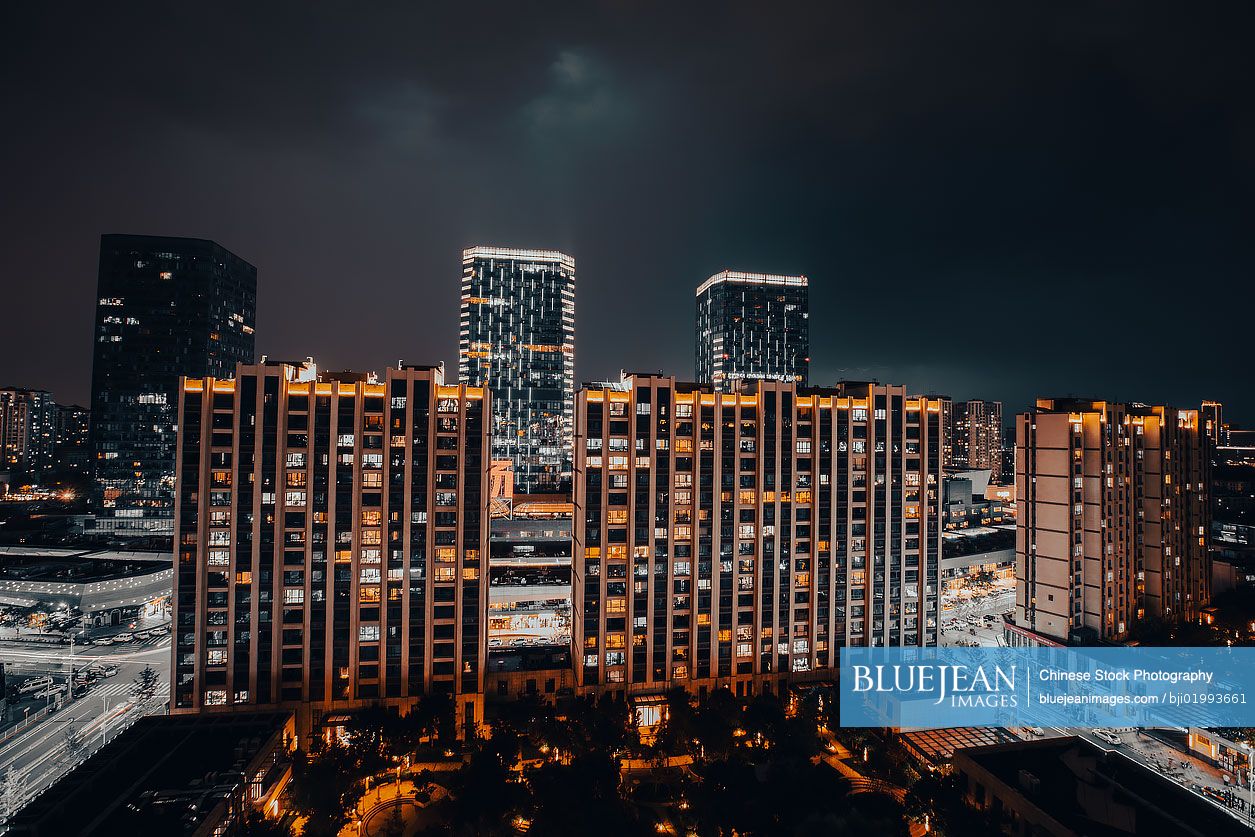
[80,680,170,700]
[90,681,136,699]
[84,633,168,651]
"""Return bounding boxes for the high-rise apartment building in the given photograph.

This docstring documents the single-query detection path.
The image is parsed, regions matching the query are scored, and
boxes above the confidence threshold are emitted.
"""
[573,375,943,699]
[91,234,256,536]
[695,271,809,392]
[936,396,955,470]
[172,360,489,733]
[953,400,1004,477]
[0,388,57,480]
[1201,400,1225,447]
[459,246,575,495]
[1014,399,1210,645]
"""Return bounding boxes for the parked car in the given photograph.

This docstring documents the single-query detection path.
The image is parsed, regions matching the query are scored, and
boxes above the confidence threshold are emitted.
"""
[17,676,54,695]
[1092,729,1122,746]
[32,684,67,701]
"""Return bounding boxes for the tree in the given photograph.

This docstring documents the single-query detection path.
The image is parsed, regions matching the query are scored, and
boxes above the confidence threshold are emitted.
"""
[525,754,645,837]
[412,691,455,744]
[235,806,293,837]
[0,765,27,825]
[287,746,362,837]
[444,747,523,836]
[904,772,1002,836]
[61,721,87,767]
[130,664,161,708]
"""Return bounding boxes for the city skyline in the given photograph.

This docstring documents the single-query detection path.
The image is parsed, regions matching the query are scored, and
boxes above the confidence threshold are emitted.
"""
[1,232,1245,425]
[3,3,1253,422]
[4,5,1255,837]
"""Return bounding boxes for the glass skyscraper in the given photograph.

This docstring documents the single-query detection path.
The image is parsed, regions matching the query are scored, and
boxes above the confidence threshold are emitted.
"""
[695,271,809,392]
[90,234,256,536]
[459,246,575,495]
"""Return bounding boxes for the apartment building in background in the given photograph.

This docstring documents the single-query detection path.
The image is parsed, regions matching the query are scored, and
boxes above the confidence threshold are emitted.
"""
[172,359,490,734]
[91,234,256,536]
[937,396,955,469]
[695,271,809,393]
[0,388,57,480]
[952,399,1003,478]
[1201,400,1225,447]
[1014,398,1210,645]
[573,374,944,700]
[459,246,575,495]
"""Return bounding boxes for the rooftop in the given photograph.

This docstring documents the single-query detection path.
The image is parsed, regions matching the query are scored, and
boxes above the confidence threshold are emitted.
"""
[954,736,1251,837]
[462,245,576,270]
[8,712,293,837]
[0,549,169,584]
[696,269,808,297]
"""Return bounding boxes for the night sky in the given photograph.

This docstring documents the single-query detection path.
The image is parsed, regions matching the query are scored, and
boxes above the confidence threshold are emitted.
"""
[3,2,1252,422]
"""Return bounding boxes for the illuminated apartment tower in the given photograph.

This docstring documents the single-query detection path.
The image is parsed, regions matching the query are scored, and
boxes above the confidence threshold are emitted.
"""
[1015,399,1210,645]
[459,246,575,495]
[695,271,809,393]
[954,400,1004,477]
[573,375,943,698]
[935,396,955,469]
[0,388,57,480]
[91,234,256,535]
[172,360,490,733]
[1201,401,1224,447]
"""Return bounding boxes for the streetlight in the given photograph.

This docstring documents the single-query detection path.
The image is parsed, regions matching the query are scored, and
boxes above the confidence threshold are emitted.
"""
[1247,743,1253,821]
[66,633,78,702]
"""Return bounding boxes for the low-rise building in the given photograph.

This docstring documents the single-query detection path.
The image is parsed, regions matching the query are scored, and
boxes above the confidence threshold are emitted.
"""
[0,546,170,628]
[6,711,295,837]
[953,736,1251,836]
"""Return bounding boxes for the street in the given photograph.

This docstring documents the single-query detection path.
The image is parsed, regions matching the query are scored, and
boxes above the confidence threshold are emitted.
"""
[939,581,1015,647]
[0,635,170,816]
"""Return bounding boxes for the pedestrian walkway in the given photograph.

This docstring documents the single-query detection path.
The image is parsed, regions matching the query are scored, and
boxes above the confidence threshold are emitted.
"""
[818,733,923,834]
[90,682,135,699]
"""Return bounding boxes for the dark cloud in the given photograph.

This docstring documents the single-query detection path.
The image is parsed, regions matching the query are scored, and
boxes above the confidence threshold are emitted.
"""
[2,1,1252,421]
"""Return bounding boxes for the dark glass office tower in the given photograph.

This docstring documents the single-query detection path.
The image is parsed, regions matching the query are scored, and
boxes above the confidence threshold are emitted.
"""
[90,234,256,536]
[695,271,809,392]
[459,246,575,495]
